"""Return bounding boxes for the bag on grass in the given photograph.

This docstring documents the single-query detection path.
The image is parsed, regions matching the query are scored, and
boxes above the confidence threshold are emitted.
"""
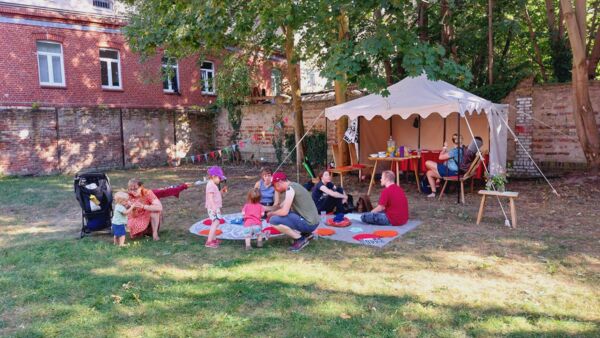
[355,195,373,213]
[420,175,432,194]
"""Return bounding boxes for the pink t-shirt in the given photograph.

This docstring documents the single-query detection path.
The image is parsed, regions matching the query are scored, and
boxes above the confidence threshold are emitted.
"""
[205,180,222,210]
[242,203,264,227]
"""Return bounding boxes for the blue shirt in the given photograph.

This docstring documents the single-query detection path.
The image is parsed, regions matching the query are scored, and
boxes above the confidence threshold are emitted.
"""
[259,180,275,205]
[446,147,463,172]
[112,204,127,225]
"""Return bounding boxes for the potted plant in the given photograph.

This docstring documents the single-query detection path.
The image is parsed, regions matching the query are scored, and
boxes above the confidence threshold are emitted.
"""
[485,173,508,192]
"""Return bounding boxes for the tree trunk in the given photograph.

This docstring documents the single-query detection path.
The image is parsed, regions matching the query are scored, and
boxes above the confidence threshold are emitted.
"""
[374,8,394,85]
[418,1,429,41]
[441,0,457,58]
[546,0,558,41]
[524,6,549,81]
[334,11,350,166]
[561,0,600,168]
[284,26,305,167]
[588,25,600,78]
[488,0,494,84]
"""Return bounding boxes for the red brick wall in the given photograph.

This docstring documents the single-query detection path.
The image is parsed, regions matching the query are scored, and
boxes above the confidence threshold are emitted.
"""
[0,108,59,175]
[57,107,122,172]
[503,79,600,168]
[0,6,286,108]
[215,99,337,163]
[0,106,213,175]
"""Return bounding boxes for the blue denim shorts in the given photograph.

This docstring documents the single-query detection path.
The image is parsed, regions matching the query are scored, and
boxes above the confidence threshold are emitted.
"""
[437,163,458,177]
[243,225,263,237]
[270,212,318,234]
[112,223,126,237]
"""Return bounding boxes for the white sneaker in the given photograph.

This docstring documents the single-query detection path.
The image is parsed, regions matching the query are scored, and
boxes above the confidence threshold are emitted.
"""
[427,192,436,198]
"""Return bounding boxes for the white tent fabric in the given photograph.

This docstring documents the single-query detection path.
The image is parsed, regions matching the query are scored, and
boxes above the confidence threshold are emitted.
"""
[324,74,508,175]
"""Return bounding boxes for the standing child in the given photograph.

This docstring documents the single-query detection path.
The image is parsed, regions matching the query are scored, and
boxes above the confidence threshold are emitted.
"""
[205,166,226,248]
[112,191,134,246]
[242,188,265,250]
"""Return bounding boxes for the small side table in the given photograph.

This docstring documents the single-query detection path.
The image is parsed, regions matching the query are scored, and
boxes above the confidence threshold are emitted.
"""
[476,190,519,227]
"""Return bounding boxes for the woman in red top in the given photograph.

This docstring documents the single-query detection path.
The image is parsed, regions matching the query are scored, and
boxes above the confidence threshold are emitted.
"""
[127,178,163,240]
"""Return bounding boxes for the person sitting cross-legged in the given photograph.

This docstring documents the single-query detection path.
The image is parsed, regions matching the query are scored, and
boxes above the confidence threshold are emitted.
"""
[312,170,348,214]
[360,170,409,226]
[267,172,320,252]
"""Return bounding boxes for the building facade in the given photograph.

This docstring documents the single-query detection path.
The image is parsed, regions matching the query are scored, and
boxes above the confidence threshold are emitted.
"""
[0,0,287,175]
[0,0,285,108]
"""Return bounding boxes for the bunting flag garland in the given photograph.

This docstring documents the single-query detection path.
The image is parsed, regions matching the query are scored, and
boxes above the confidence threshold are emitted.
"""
[173,137,252,166]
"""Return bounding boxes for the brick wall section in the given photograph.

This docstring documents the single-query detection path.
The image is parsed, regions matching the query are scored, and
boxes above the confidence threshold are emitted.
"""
[57,107,122,172]
[214,99,337,163]
[0,106,213,175]
[503,78,600,175]
[0,108,58,175]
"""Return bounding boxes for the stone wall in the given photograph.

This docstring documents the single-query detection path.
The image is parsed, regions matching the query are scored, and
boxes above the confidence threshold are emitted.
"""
[215,98,337,163]
[503,78,600,175]
[0,106,213,175]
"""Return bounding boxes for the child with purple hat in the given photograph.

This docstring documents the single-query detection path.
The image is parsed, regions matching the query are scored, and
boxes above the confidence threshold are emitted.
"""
[204,166,227,248]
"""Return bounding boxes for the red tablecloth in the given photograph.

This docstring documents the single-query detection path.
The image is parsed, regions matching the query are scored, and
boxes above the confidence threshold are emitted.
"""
[393,150,488,180]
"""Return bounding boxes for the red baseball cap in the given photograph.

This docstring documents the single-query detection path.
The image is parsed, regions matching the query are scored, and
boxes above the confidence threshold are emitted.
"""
[272,172,287,183]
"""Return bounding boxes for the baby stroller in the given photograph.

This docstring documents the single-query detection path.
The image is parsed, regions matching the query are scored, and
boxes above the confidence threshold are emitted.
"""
[74,172,113,238]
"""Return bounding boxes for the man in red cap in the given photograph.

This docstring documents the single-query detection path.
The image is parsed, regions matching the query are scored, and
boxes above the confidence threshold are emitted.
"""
[267,172,320,252]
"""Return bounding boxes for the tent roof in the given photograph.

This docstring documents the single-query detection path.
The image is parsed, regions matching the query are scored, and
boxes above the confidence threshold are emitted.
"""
[325,74,504,121]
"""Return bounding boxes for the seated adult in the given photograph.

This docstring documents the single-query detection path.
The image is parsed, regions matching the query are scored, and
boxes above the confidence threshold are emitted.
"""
[267,172,320,252]
[361,170,409,226]
[312,170,347,214]
[253,168,280,210]
[127,178,163,240]
[424,134,463,198]
[460,136,484,173]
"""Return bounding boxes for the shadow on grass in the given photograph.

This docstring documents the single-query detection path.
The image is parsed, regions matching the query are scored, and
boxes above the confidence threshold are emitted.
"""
[1,237,598,337]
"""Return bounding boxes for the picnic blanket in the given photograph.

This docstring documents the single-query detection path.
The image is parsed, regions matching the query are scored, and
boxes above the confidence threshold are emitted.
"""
[189,213,284,240]
[189,212,419,247]
[314,213,420,248]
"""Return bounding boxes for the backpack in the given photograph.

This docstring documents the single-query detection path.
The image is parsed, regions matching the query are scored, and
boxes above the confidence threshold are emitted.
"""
[356,195,373,213]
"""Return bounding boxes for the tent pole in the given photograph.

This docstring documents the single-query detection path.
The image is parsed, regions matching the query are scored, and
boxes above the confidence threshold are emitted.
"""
[457,112,461,204]
[417,116,421,149]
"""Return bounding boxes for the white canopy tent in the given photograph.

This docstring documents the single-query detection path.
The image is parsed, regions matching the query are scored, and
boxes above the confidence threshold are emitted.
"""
[325,74,509,175]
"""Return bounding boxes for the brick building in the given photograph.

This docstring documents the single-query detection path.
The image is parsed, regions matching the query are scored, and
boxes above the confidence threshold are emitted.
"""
[0,0,287,175]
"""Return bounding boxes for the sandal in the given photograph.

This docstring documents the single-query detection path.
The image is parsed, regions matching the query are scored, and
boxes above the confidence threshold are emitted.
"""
[205,240,219,248]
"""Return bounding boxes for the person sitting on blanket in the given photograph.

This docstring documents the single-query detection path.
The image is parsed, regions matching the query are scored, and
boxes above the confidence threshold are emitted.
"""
[253,167,280,211]
[312,170,348,214]
[360,170,409,226]
[423,133,464,198]
[267,172,320,252]
[127,178,163,241]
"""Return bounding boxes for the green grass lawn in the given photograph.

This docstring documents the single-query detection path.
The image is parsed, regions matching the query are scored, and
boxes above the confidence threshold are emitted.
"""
[1,166,599,337]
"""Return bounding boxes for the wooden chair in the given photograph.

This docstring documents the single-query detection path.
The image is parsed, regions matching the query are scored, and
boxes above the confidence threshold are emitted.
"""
[438,153,482,204]
[329,144,357,188]
[347,143,373,180]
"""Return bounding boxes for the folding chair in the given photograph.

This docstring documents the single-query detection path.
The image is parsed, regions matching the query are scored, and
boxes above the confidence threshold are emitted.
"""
[438,153,482,204]
[347,143,373,181]
[328,144,357,188]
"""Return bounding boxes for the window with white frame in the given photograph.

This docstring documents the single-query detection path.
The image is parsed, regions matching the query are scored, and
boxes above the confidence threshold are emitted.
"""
[271,68,282,96]
[162,57,179,93]
[200,61,215,94]
[36,41,65,86]
[99,49,121,89]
